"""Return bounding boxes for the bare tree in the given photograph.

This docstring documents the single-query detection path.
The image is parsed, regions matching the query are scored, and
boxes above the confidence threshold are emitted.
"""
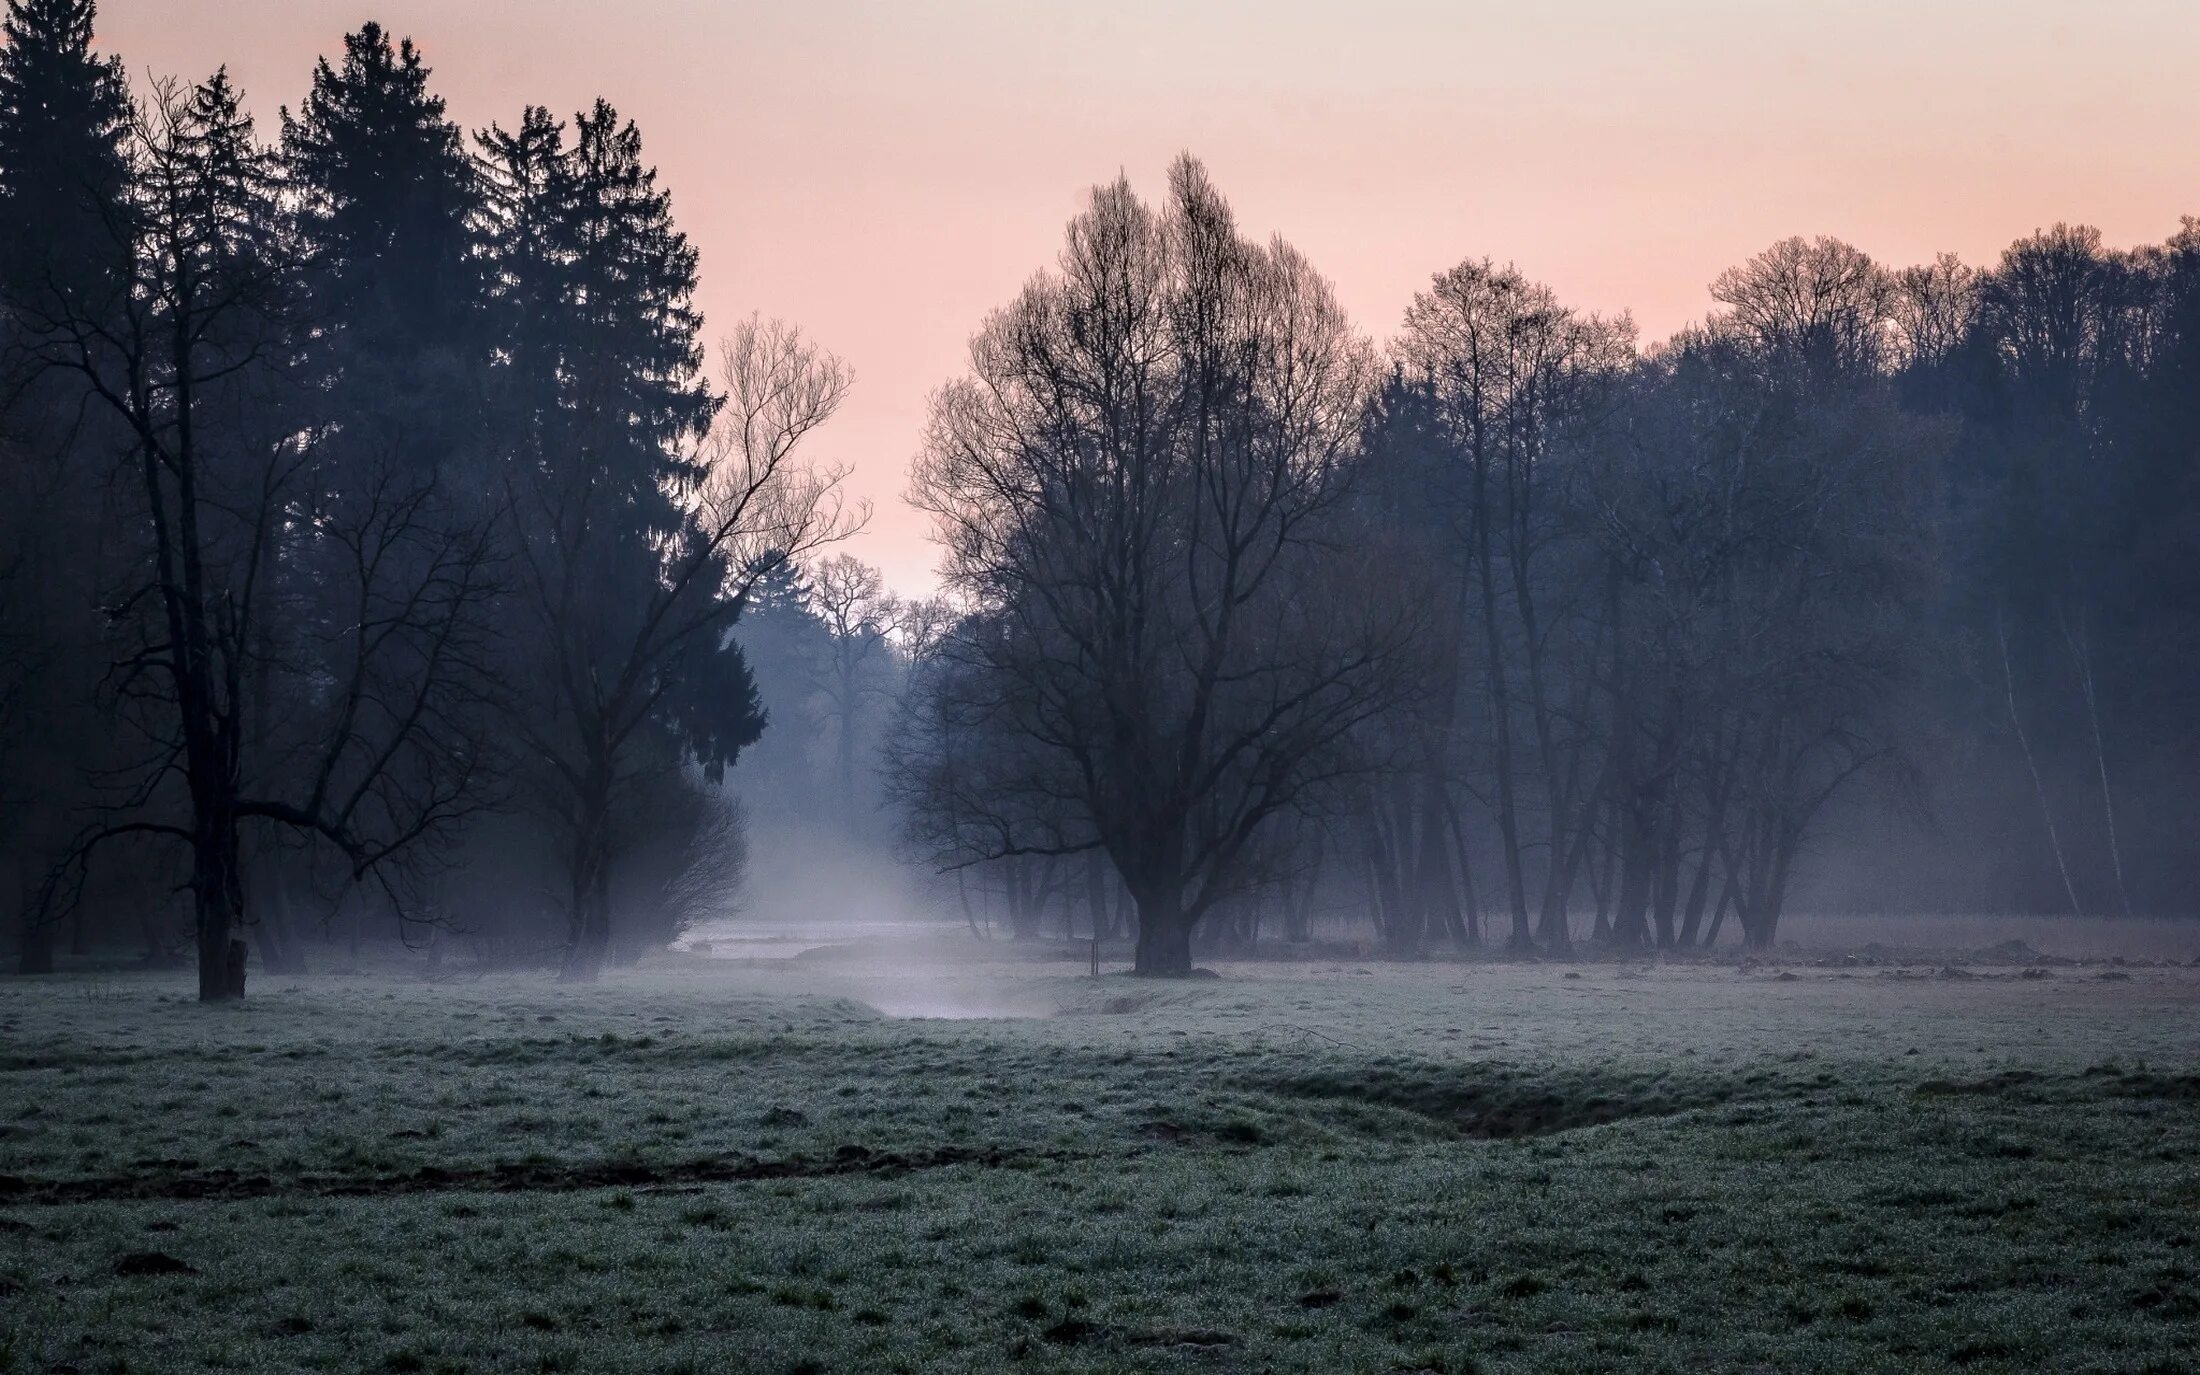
[1592,314,1939,949]
[503,315,857,982]
[909,156,1426,974]
[1395,261,1633,952]
[1710,236,1897,381]
[805,552,896,824]
[6,75,504,997]
[1894,252,1978,368]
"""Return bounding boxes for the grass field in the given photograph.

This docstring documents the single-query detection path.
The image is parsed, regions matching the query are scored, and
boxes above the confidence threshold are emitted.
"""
[4,928,2198,1373]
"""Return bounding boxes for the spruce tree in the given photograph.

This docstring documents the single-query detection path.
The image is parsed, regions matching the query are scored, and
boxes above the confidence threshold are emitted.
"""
[554,97,717,511]
[478,100,775,981]
[281,22,481,353]
[0,0,132,309]
[0,0,133,975]
[281,21,485,504]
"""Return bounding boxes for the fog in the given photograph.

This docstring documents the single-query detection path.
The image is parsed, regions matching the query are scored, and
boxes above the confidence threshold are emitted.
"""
[5,7,2198,1371]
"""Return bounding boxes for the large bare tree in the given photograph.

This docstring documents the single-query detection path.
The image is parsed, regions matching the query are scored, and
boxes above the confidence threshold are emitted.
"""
[7,75,503,998]
[1394,260,1633,952]
[910,156,1425,974]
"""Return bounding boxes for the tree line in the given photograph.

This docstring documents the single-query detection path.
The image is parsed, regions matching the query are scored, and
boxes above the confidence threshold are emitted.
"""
[6,3,2195,990]
[889,160,2200,974]
[0,2,862,995]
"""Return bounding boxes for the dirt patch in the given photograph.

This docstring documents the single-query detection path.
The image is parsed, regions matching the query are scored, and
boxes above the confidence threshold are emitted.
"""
[0,1143,1087,1208]
[1913,1068,2200,1104]
[1127,1327,1236,1348]
[1261,1065,1729,1139]
[1092,993,1159,1015]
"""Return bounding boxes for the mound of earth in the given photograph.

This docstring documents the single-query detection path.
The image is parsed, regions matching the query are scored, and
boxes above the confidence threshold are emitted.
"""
[1970,939,2073,966]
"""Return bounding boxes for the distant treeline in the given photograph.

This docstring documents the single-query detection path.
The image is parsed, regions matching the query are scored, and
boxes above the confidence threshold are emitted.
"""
[888,166,2200,972]
[3,3,2194,991]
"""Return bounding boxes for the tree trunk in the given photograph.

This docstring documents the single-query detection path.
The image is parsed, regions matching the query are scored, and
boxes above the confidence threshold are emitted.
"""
[1609,796,1655,951]
[194,835,246,1001]
[1998,605,2083,917]
[560,865,612,982]
[1285,874,1314,944]
[560,820,612,983]
[1470,453,1533,951]
[1360,810,1405,952]
[956,870,988,940]
[1678,752,1733,948]
[1131,883,1194,976]
[1084,851,1112,942]
[1439,789,1481,947]
[561,755,615,983]
[1408,776,1459,959]
[1650,806,1682,949]
[1387,784,1428,957]
[1751,832,1800,950]
[1284,830,1322,944]
[1589,797,1616,944]
[2060,605,2133,917]
[837,663,859,832]
[16,887,55,975]
[1702,866,1737,948]
[1537,813,1590,956]
[1676,848,1715,948]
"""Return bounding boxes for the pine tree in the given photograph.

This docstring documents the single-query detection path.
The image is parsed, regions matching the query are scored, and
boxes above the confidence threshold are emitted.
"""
[475,105,568,473]
[0,0,134,975]
[0,0,132,309]
[730,554,833,802]
[478,100,789,982]
[554,97,717,510]
[281,22,481,352]
[280,21,486,506]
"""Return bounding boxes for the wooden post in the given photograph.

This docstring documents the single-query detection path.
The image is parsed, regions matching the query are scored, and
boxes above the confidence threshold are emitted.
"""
[1090,935,1100,978]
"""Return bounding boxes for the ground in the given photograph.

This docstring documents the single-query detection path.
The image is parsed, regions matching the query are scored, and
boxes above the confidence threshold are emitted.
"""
[3,922,2198,1373]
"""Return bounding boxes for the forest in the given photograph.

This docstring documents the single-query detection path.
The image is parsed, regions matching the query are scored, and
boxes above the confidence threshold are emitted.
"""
[5,5,2199,1373]
[3,1,2197,995]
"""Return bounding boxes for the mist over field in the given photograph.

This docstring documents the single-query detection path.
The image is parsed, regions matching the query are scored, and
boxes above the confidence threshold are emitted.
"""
[3,2,2198,1371]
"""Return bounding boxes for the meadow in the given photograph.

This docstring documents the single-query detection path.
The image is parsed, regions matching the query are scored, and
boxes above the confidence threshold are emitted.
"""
[4,925,2198,1374]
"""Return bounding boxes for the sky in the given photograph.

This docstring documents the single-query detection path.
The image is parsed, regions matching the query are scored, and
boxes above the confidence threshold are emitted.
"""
[97,0,2200,596]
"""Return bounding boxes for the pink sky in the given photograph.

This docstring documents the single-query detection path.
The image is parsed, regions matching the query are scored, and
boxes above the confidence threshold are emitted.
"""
[101,1,2200,596]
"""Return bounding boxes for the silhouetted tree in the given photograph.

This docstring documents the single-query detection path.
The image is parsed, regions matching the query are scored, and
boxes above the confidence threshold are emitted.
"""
[0,0,134,973]
[7,72,503,998]
[806,553,897,826]
[1395,260,1633,952]
[910,157,1426,974]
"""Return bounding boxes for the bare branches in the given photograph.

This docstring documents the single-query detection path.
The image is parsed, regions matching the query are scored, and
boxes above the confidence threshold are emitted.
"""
[899,158,1419,973]
[497,310,857,980]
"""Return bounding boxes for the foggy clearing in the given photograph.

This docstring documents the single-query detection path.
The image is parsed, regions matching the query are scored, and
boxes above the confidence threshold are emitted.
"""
[6,936,2199,1372]
[5,2,2200,1372]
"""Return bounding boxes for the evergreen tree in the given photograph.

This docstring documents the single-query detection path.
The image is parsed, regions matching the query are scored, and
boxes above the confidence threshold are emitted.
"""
[281,21,485,498]
[730,554,833,808]
[0,0,132,309]
[281,22,482,349]
[553,97,717,511]
[479,103,822,982]
[0,0,135,974]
